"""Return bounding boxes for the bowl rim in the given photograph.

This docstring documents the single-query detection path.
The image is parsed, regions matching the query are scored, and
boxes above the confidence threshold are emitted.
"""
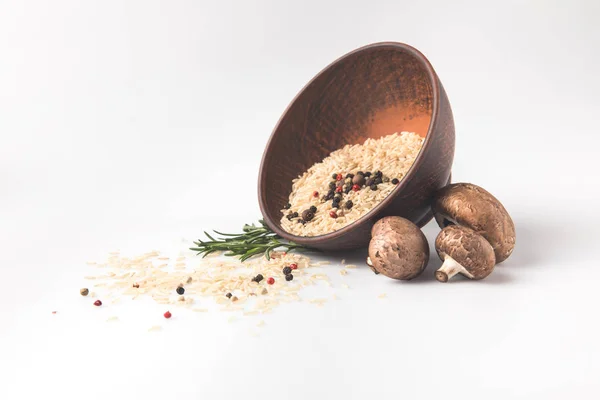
[258,41,440,246]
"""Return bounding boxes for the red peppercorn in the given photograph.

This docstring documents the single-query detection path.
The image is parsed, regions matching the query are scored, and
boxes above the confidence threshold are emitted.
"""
[335,186,343,193]
[164,311,172,319]
[267,277,275,285]
[290,263,298,270]
[312,191,319,198]
[336,173,343,181]
[93,300,102,306]
[352,184,360,192]
[329,211,338,218]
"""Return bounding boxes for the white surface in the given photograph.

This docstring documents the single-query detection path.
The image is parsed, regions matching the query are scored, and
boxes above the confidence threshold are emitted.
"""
[1,1,599,399]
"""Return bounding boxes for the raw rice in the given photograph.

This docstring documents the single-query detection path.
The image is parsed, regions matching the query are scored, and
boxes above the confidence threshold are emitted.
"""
[281,132,424,236]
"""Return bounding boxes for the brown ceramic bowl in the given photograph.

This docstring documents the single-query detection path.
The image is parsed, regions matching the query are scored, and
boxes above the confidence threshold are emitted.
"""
[258,42,455,251]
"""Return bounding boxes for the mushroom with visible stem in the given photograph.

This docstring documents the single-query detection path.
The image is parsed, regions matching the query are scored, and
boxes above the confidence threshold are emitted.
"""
[432,183,516,263]
[435,225,496,282]
[366,216,429,280]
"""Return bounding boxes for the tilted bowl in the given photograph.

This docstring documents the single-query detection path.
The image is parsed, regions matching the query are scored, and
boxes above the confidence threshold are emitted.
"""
[258,42,455,251]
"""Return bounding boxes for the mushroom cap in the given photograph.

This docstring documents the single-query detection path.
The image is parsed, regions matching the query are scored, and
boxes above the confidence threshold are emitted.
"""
[368,217,429,280]
[371,216,413,238]
[432,183,515,263]
[435,225,496,279]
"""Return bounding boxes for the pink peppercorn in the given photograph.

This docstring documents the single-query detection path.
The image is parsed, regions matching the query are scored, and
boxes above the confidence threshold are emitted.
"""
[93,300,102,306]
[352,184,360,192]
[267,277,275,285]
[290,263,298,270]
[164,311,172,319]
[312,191,319,198]
[329,211,338,219]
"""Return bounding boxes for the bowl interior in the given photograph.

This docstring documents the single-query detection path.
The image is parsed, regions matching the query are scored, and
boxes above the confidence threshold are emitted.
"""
[260,44,435,237]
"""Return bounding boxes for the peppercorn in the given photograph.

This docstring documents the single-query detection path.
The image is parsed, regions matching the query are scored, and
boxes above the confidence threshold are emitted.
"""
[332,173,338,179]
[334,194,342,201]
[312,191,319,198]
[292,212,299,218]
[285,273,294,281]
[297,219,306,224]
[164,311,172,319]
[392,178,400,184]
[176,286,185,295]
[352,174,365,186]
[302,209,315,221]
[80,288,89,296]
[284,203,291,209]
[357,171,364,176]
[344,177,352,184]
[346,173,354,179]
[290,263,298,270]
[344,185,352,194]
[370,184,378,191]
[252,274,264,283]
[375,170,383,178]
[373,177,382,185]
[283,266,292,274]
[94,300,102,306]
[365,178,374,187]
[335,186,343,193]
[352,184,360,192]
[364,171,372,177]
[309,205,317,213]
[336,173,343,181]
[329,211,338,218]
[226,292,232,298]
[267,277,275,285]
[345,200,353,209]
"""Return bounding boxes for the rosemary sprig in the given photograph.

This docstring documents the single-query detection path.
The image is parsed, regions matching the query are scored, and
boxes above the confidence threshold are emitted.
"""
[190,220,307,261]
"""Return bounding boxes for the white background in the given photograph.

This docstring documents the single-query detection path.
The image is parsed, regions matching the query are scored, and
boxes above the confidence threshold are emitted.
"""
[1,1,599,399]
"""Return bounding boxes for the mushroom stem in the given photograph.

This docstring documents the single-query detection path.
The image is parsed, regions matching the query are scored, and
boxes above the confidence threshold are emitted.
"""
[435,255,473,282]
[366,257,380,274]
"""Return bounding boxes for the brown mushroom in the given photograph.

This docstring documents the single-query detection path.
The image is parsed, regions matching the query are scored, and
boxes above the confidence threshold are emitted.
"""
[366,216,429,280]
[435,225,496,282]
[432,183,515,263]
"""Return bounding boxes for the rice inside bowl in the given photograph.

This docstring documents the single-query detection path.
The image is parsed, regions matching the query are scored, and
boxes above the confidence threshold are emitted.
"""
[280,132,424,237]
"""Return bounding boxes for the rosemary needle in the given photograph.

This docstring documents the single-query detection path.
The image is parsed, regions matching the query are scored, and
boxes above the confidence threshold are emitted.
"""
[190,220,308,261]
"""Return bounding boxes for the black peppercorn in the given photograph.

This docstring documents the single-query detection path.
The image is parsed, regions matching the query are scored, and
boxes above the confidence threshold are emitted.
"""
[283,266,292,275]
[297,219,306,224]
[285,273,294,281]
[176,286,185,295]
[292,212,299,218]
[352,174,365,186]
[309,205,317,213]
[329,182,336,190]
[302,209,314,221]
[373,177,382,185]
[364,171,372,177]
[365,178,374,187]
[345,173,354,179]
[226,292,232,298]
[370,184,378,191]
[375,170,383,178]
[332,173,338,179]
[392,178,400,184]
[345,200,353,209]
[252,274,264,283]
[344,185,352,194]
[357,171,364,176]
[284,203,291,209]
